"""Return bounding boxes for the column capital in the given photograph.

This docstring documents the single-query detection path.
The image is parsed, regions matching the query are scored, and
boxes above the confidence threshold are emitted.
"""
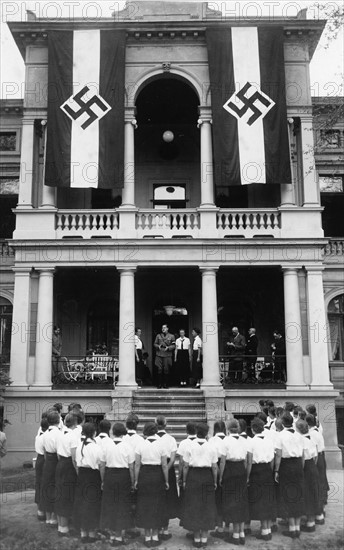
[198,105,212,120]
[199,266,219,274]
[304,265,326,273]
[117,266,137,274]
[12,267,32,275]
[197,117,212,128]
[281,266,302,273]
[35,267,55,274]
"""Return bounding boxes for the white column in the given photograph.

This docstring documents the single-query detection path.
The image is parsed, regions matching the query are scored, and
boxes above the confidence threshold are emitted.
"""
[283,268,305,388]
[300,116,319,206]
[34,269,54,387]
[198,117,215,206]
[281,119,296,206]
[117,268,137,387]
[17,118,35,208]
[121,114,137,207]
[306,267,332,387]
[9,268,32,386]
[201,268,221,387]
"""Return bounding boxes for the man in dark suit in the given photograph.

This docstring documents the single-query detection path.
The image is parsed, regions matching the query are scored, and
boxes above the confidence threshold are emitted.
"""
[271,329,286,383]
[245,328,258,382]
[226,326,246,382]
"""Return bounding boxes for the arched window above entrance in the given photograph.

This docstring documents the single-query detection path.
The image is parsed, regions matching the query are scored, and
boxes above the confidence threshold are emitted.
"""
[328,294,344,361]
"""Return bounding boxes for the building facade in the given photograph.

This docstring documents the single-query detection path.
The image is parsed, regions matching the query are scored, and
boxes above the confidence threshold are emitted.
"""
[0,1,343,467]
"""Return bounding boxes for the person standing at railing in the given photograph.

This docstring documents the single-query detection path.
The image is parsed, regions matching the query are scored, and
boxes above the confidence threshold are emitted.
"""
[52,326,62,381]
[271,330,286,383]
[226,327,246,383]
[245,328,258,382]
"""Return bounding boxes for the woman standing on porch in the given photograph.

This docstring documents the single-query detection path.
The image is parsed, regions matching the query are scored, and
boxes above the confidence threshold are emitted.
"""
[191,328,202,388]
[175,329,191,386]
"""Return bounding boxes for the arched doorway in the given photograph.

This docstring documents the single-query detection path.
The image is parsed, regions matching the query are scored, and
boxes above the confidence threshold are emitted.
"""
[135,77,200,209]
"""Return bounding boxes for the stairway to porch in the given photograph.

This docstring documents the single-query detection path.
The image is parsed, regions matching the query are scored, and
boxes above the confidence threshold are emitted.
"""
[132,388,207,442]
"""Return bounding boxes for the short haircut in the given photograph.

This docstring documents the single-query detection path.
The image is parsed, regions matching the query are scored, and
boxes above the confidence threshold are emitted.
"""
[296,419,309,435]
[227,419,239,434]
[99,419,111,434]
[281,411,293,428]
[47,410,60,426]
[268,406,276,417]
[284,401,295,412]
[265,399,274,407]
[82,422,96,439]
[53,402,63,413]
[186,422,196,435]
[276,406,284,418]
[298,410,307,420]
[256,411,267,423]
[251,418,264,434]
[306,404,317,416]
[112,422,127,437]
[126,413,139,430]
[258,399,265,407]
[262,406,269,417]
[156,415,166,429]
[135,327,141,332]
[143,422,158,437]
[293,405,303,416]
[238,418,247,433]
[275,418,284,432]
[73,409,85,425]
[196,423,209,438]
[40,418,49,432]
[64,413,77,428]
[68,402,82,412]
[193,327,201,335]
[213,421,226,434]
[306,413,317,428]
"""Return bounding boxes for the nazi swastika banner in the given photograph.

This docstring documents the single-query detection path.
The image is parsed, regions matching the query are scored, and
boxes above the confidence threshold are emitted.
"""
[206,27,292,186]
[45,30,125,188]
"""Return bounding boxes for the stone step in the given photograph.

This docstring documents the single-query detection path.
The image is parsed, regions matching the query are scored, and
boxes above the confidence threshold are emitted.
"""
[133,394,205,401]
[134,389,203,395]
[133,408,205,415]
[133,401,205,409]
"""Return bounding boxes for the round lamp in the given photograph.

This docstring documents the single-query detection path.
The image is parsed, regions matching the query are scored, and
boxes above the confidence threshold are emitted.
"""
[162,130,174,143]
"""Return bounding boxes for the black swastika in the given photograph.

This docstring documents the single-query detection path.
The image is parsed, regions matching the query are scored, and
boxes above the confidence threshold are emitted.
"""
[63,86,109,130]
[226,82,273,126]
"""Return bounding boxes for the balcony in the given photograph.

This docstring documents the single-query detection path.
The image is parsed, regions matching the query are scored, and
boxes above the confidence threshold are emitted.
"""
[53,207,283,240]
[52,355,119,388]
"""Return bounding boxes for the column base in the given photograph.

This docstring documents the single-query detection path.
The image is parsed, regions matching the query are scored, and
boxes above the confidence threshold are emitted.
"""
[286,384,310,391]
[111,387,136,421]
[202,386,225,428]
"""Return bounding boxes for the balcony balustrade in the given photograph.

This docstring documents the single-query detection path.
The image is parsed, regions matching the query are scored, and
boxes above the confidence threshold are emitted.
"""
[54,208,282,239]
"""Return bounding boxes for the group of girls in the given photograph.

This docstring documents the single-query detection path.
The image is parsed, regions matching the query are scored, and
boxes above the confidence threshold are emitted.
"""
[34,400,329,547]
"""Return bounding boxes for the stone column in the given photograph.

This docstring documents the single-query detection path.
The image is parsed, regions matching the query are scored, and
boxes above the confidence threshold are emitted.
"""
[9,268,32,387]
[17,118,35,208]
[200,268,221,387]
[121,111,137,207]
[117,268,137,387]
[306,267,332,387]
[34,269,54,387]
[283,267,305,388]
[300,115,319,206]
[198,116,215,206]
[281,119,296,206]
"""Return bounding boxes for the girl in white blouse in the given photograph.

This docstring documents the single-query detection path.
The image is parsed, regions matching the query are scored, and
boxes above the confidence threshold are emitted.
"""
[73,423,102,543]
[134,422,169,547]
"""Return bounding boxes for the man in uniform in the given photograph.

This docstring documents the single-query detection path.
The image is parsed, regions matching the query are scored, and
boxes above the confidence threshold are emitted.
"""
[154,324,175,389]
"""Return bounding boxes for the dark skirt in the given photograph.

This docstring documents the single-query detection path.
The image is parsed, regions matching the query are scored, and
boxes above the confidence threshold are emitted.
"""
[35,454,45,506]
[222,461,249,524]
[161,463,180,523]
[191,351,203,382]
[73,467,102,531]
[317,452,329,509]
[40,452,58,513]
[136,465,166,529]
[304,459,321,516]
[55,456,77,517]
[136,349,144,381]
[176,350,190,383]
[248,463,275,521]
[100,467,133,531]
[279,457,305,518]
[182,467,216,532]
